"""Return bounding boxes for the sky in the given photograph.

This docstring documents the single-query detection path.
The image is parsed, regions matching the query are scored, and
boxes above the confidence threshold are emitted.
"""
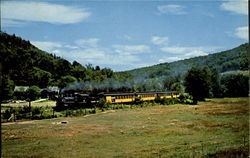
[1,0,248,71]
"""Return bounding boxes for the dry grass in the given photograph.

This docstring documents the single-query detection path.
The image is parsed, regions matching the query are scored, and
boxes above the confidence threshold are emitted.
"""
[1,100,56,107]
[2,97,249,158]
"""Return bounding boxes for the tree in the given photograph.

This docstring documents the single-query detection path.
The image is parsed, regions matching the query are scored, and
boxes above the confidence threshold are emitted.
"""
[26,86,41,109]
[95,66,101,71]
[145,78,163,91]
[209,67,222,98]
[221,73,249,97]
[184,66,212,103]
[54,59,72,79]
[29,67,52,88]
[71,65,86,81]
[1,75,15,101]
[72,60,82,67]
[163,76,181,90]
[170,82,184,94]
[57,75,77,89]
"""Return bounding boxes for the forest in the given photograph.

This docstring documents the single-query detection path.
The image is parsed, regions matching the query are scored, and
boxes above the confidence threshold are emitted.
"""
[0,32,249,101]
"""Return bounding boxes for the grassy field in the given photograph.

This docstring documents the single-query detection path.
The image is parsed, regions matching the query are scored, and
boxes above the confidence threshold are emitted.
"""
[1,100,56,107]
[2,98,249,158]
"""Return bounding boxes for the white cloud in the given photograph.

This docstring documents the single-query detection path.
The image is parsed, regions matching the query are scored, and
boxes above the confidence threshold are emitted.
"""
[31,40,142,69]
[1,19,26,27]
[113,44,151,55]
[184,50,208,57]
[75,38,100,48]
[220,0,248,15]
[234,26,248,40]
[64,45,79,49]
[159,57,183,63]
[160,46,221,57]
[117,34,132,41]
[160,46,189,54]
[2,1,91,27]
[157,5,186,15]
[60,47,140,67]
[31,41,62,52]
[69,48,106,59]
[158,47,212,63]
[151,36,169,45]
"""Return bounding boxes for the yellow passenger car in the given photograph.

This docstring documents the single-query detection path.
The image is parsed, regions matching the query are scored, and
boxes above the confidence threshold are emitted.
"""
[103,93,135,103]
[102,91,180,104]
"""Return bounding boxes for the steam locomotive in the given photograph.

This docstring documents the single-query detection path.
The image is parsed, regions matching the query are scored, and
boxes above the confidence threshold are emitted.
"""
[56,91,180,109]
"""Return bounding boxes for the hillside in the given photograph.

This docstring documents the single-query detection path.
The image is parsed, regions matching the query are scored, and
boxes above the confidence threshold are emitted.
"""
[0,32,114,89]
[125,43,249,79]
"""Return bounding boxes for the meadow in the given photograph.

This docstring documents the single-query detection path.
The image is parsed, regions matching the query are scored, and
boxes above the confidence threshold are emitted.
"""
[1,100,56,107]
[1,98,249,158]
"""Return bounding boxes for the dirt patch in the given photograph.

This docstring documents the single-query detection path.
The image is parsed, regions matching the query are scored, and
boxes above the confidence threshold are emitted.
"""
[101,110,116,114]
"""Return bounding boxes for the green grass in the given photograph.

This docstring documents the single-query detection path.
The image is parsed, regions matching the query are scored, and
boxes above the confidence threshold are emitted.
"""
[2,98,249,158]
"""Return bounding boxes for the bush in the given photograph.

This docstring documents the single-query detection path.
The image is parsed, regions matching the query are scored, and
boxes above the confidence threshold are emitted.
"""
[32,107,42,115]
[179,93,194,104]
[2,108,12,120]
[97,98,111,110]
[154,96,180,105]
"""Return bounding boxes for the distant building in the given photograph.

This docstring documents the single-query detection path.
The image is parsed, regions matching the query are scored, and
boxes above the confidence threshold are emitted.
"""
[14,86,29,92]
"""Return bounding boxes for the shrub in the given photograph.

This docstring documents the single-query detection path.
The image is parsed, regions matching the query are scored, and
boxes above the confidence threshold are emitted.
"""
[179,93,194,104]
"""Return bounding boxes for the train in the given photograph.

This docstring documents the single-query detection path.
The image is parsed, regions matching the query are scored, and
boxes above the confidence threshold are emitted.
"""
[56,91,180,109]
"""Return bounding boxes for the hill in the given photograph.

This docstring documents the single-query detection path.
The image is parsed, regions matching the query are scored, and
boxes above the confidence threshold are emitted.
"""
[125,43,248,79]
[0,32,115,89]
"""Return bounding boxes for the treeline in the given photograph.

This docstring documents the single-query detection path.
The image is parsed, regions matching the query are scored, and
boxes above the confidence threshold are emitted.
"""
[184,66,249,103]
[126,43,248,79]
[0,32,117,100]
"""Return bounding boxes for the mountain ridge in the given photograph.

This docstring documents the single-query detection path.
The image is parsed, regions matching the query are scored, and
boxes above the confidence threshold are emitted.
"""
[124,43,248,79]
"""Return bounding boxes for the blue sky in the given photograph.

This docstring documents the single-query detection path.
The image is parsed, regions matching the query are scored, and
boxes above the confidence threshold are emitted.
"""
[1,0,248,71]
